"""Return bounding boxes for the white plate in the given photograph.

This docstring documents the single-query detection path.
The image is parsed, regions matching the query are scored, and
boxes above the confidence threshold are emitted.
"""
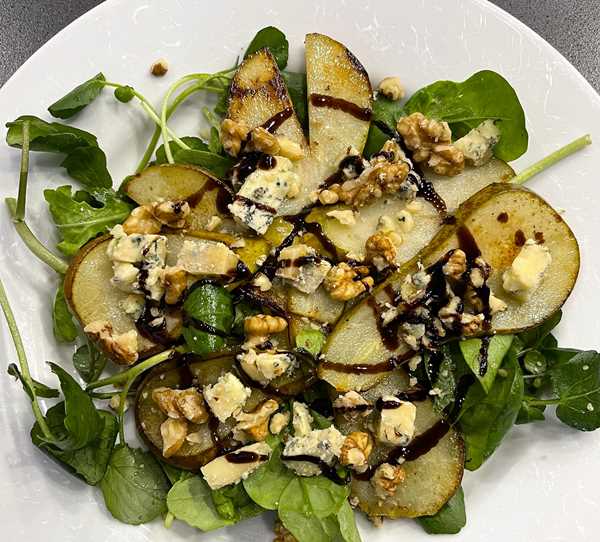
[1,0,599,540]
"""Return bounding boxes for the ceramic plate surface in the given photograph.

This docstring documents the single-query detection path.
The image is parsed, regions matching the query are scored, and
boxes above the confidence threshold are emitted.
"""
[1,0,599,540]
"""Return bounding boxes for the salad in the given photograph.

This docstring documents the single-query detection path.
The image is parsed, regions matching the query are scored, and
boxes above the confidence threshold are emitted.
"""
[1,26,597,540]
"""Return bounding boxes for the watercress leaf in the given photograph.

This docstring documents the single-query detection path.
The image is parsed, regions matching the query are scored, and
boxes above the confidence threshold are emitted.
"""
[160,461,192,485]
[460,335,514,393]
[282,71,308,129]
[44,185,132,256]
[244,441,294,510]
[183,282,234,333]
[7,363,59,399]
[114,85,135,103]
[47,362,103,450]
[211,483,264,522]
[280,476,349,520]
[403,70,528,161]
[245,26,289,70]
[60,146,112,191]
[542,347,581,366]
[549,350,600,431]
[52,283,78,343]
[517,310,562,350]
[6,115,98,152]
[458,349,524,470]
[155,136,209,164]
[310,409,333,429]
[278,477,351,542]
[167,475,235,531]
[182,326,226,356]
[172,148,235,178]
[48,73,106,119]
[516,402,546,425]
[72,343,108,383]
[295,328,326,357]
[208,127,223,154]
[31,402,117,485]
[101,444,169,524]
[417,487,466,535]
[337,500,362,542]
[523,350,547,375]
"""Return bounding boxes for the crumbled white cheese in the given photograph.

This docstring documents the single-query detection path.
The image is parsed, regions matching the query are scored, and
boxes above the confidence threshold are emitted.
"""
[454,120,501,166]
[252,273,272,292]
[502,239,552,298]
[206,215,223,232]
[237,349,294,385]
[269,411,290,435]
[275,244,332,294]
[107,225,167,300]
[201,442,271,489]
[376,396,417,446]
[283,426,346,477]
[326,209,356,226]
[229,156,300,234]
[333,391,372,416]
[176,239,239,276]
[203,372,251,422]
[292,401,313,437]
[119,294,145,320]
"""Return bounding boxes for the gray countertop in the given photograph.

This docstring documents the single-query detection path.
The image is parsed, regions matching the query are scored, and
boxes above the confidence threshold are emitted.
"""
[1,0,599,90]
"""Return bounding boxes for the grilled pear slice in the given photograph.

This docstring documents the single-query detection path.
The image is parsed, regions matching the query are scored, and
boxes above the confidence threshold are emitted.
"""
[64,232,236,363]
[335,369,464,518]
[320,183,580,391]
[307,159,514,263]
[124,164,234,231]
[227,33,373,215]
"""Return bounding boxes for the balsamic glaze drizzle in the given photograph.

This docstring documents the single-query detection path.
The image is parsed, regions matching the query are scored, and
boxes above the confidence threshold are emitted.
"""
[309,93,372,121]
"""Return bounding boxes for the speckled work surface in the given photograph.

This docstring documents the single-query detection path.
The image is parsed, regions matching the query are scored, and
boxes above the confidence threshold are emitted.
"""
[1,0,599,90]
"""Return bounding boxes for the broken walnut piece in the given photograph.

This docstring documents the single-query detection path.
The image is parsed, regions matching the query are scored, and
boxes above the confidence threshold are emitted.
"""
[163,266,187,305]
[377,76,405,101]
[371,463,406,501]
[84,320,138,365]
[160,417,188,458]
[340,431,373,471]
[366,231,397,268]
[150,58,169,76]
[220,118,250,157]
[397,112,464,176]
[247,127,304,161]
[324,262,374,301]
[234,399,279,442]
[244,314,288,336]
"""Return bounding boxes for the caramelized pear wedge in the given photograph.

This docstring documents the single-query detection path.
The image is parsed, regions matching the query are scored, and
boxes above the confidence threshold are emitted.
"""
[228,48,306,148]
[335,370,464,518]
[320,183,579,391]
[135,355,272,470]
[124,164,235,232]
[227,34,372,215]
[306,159,514,263]
[65,232,236,363]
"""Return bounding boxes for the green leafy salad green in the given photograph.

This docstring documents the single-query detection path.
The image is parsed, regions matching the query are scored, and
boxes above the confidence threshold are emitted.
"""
[1,25,597,542]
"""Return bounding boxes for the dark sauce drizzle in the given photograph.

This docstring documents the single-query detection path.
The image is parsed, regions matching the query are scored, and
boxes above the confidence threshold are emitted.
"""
[225,450,269,464]
[354,420,451,481]
[309,93,372,122]
[282,455,350,485]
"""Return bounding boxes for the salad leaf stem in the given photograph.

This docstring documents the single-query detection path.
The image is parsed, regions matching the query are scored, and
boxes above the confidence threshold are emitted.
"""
[135,68,234,173]
[102,81,190,151]
[513,134,591,184]
[0,278,53,440]
[15,120,30,221]
[160,74,208,163]
[6,198,69,274]
[86,348,177,391]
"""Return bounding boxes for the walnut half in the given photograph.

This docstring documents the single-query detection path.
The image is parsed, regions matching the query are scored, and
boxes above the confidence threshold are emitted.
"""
[397,112,464,176]
[324,263,374,301]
